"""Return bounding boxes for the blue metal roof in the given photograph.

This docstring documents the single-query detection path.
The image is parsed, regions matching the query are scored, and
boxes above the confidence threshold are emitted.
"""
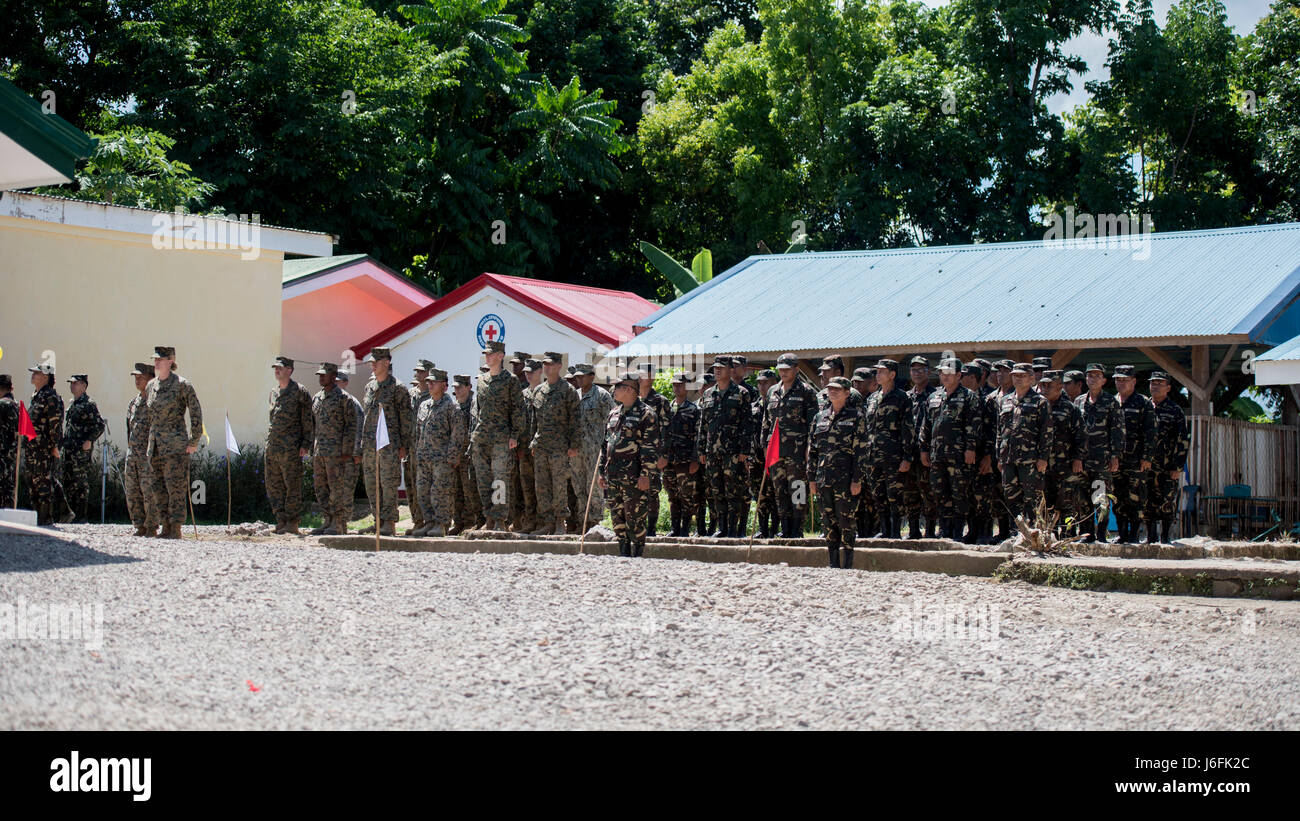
[1256,332,1300,362]
[615,223,1300,357]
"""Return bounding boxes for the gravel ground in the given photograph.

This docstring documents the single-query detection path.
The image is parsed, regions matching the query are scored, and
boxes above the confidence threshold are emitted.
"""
[3,524,1298,730]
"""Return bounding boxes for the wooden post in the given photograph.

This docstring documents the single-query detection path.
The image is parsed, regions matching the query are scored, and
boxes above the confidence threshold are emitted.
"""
[1191,345,1211,415]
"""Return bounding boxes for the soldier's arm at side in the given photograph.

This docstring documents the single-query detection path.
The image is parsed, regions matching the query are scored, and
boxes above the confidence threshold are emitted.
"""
[185,381,204,453]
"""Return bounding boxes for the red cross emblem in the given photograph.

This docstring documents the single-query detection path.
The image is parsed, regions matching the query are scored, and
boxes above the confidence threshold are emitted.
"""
[484,324,498,341]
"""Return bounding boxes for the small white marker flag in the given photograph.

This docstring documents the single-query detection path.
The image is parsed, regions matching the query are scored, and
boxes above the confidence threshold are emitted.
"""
[376,405,390,450]
[225,414,240,455]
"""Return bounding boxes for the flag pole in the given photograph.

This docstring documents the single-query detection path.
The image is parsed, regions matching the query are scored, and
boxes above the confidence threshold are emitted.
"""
[226,452,232,530]
[746,470,768,560]
[375,447,381,552]
[187,459,198,538]
[14,434,22,508]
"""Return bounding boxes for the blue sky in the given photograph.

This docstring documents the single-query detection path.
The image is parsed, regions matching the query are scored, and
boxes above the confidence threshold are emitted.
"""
[918,0,1276,114]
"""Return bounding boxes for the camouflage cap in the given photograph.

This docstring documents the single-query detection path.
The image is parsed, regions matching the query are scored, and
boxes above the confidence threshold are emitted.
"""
[509,351,530,364]
[364,347,392,362]
[67,373,89,384]
[874,358,899,372]
[316,362,338,376]
[702,372,716,384]
[152,346,176,360]
[974,358,993,372]
[131,362,155,377]
[775,353,799,369]
[961,363,982,377]
[937,358,961,374]
[523,358,542,373]
[711,356,731,369]
[1085,362,1106,374]
[542,351,564,365]
[826,376,852,391]
[732,355,748,366]
[1032,356,1052,368]
[1113,364,1136,379]
[336,370,350,382]
[425,368,448,382]
[483,341,506,355]
[671,371,695,384]
[1062,370,1085,384]
[757,368,778,381]
[567,365,576,375]
[414,359,435,372]
[1042,369,1064,382]
[852,367,874,381]
[1149,371,1172,382]
[28,362,53,375]
[909,355,929,368]
[1011,362,1033,374]
[573,363,596,375]
[995,359,1014,370]
[271,355,294,369]
[453,374,471,387]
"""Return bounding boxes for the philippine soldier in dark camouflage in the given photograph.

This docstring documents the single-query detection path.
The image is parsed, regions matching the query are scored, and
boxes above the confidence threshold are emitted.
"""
[1040,370,1083,533]
[752,368,779,537]
[1112,364,1156,543]
[471,341,525,530]
[696,356,753,538]
[763,353,819,538]
[405,359,435,534]
[918,359,981,540]
[125,363,160,536]
[695,371,717,536]
[449,374,482,534]
[144,347,203,539]
[266,356,314,534]
[310,363,358,535]
[851,366,879,537]
[529,352,580,535]
[360,347,413,536]
[861,359,914,539]
[1075,363,1124,541]
[61,373,105,523]
[413,369,466,538]
[981,360,1015,541]
[25,363,68,526]
[902,356,938,537]
[1144,371,1188,544]
[662,371,700,536]
[600,371,659,557]
[571,363,616,532]
[638,364,670,537]
[0,375,19,509]
[997,363,1053,523]
[808,377,868,568]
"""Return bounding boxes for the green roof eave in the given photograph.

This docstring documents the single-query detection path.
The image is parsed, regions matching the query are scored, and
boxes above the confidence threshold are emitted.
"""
[0,76,97,185]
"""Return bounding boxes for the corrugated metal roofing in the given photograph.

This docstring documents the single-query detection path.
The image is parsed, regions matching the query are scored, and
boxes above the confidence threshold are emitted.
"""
[1256,332,1300,362]
[615,223,1300,357]
[282,253,369,283]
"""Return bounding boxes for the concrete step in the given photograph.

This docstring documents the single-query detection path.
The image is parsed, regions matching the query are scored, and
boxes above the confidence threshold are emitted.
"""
[996,555,1300,599]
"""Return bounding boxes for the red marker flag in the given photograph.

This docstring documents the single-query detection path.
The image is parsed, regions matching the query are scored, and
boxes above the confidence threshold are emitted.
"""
[764,418,781,474]
[18,401,36,440]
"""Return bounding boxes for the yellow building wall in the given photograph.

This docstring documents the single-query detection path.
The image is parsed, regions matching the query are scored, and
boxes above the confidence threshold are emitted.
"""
[0,217,282,453]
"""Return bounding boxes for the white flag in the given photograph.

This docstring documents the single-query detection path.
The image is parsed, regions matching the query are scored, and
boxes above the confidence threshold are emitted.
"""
[225,414,240,455]
[376,405,390,450]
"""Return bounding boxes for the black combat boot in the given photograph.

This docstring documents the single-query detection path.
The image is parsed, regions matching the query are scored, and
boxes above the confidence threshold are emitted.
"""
[924,517,937,539]
[908,515,922,539]
[633,539,644,558]
[1162,517,1175,544]
[618,538,631,557]
[883,508,900,539]
[842,543,854,569]
[756,510,770,539]
[860,509,876,540]
[951,516,966,544]
[1141,518,1156,544]
[668,502,680,536]
[827,542,841,568]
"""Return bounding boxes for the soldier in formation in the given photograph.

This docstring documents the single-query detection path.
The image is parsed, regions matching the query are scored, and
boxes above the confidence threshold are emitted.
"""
[405,359,435,535]
[1112,364,1155,543]
[360,347,412,536]
[571,362,615,532]
[918,358,981,540]
[266,356,314,534]
[996,363,1053,524]
[530,352,579,535]
[61,373,106,523]
[1075,363,1124,542]
[449,373,482,534]
[124,362,159,536]
[600,371,658,557]
[1145,371,1188,544]
[762,353,818,538]
[144,346,202,539]
[808,376,867,567]
[697,356,753,537]
[411,369,466,538]
[861,359,912,539]
[662,371,700,536]
[309,363,357,536]
[0,375,18,510]
[471,341,524,531]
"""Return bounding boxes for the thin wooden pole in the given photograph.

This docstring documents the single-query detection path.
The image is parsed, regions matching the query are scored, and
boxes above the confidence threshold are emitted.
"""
[186,459,198,538]
[578,454,602,555]
[226,453,231,530]
[375,447,381,552]
[746,469,768,561]
[14,435,22,508]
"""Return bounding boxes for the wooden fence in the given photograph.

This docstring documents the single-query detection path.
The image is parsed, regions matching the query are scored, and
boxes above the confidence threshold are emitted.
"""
[1187,415,1300,533]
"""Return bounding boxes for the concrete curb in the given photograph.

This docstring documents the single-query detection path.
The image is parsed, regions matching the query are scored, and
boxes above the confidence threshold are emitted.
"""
[317,534,1008,576]
[997,555,1300,599]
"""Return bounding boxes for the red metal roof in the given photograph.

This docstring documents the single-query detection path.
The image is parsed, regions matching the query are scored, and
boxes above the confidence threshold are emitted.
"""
[350,273,659,359]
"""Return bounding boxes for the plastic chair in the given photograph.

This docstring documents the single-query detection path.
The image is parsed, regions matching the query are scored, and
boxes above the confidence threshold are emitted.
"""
[1217,484,1252,537]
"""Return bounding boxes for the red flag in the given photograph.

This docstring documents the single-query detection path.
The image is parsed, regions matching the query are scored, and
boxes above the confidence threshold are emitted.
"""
[17,401,36,440]
[764,418,781,474]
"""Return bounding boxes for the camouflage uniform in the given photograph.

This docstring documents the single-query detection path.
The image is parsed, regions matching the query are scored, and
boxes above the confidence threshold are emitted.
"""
[311,377,358,532]
[452,382,482,532]
[696,371,753,537]
[0,387,18,508]
[969,380,1000,536]
[407,375,432,530]
[471,368,525,524]
[1075,381,1125,538]
[861,375,914,539]
[265,374,314,528]
[125,385,160,532]
[1044,388,1084,530]
[509,358,538,532]
[571,378,615,530]
[903,381,938,535]
[341,386,365,524]
[997,384,1054,522]
[982,381,1015,538]
[807,384,868,567]
[662,387,700,536]
[1145,391,1188,541]
[61,389,106,522]
[530,371,579,529]
[26,380,65,524]
[639,385,670,536]
[145,368,203,534]
[762,363,819,537]
[601,387,658,556]
[918,382,982,537]
[361,366,414,529]
[415,390,467,530]
[1115,386,1156,537]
